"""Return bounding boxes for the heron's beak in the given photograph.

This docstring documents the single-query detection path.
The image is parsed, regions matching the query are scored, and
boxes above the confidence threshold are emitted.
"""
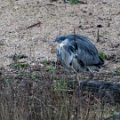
[51,42,58,53]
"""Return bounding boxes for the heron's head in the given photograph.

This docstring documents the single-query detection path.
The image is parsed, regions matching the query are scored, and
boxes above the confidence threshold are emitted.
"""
[55,36,67,43]
[51,36,67,53]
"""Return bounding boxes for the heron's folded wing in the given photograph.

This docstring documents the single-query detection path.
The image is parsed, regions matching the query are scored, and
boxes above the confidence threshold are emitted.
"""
[70,38,101,66]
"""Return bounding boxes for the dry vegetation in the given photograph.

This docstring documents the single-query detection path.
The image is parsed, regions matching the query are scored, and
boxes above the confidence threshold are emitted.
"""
[0,0,120,120]
[0,60,120,120]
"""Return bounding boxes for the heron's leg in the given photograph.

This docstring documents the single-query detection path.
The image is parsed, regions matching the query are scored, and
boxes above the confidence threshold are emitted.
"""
[87,67,94,81]
[76,73,80,86]
[76,72,83,95]
[71,66,80,86]
[88,72,94,80]
[81,67,94,92]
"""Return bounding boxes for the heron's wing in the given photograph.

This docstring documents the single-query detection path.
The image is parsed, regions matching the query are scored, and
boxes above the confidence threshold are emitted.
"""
[63,43,88,72]
[64,41,89,72]
[67,36,101,66]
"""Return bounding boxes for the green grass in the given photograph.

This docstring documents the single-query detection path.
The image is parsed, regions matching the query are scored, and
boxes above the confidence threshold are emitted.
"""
[116,57,120,62]
[93,33,97,38]
[98,50,108,59]
[45,65,55,71]
[12,62,28,68]
[114,67,120,73]
[41,59,48,63]
[18,70,25,75]
[69,0,78,4]
[6,78,13,83]
[53,79,69,91]
[93,31,109,38]
[0,41,4,46]
[16,53,24,58]
[31,73,39,79]
[102,31,109,35]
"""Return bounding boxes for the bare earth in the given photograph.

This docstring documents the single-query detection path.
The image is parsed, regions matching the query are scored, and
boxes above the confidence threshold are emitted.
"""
[0,0,120,72]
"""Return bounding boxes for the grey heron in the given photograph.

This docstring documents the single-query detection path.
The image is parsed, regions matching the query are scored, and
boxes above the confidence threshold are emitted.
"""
[51,34,104,81]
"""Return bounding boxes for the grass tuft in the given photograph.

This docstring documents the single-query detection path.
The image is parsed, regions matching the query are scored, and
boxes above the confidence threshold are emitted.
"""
[45,65,55,71]
[114,67,120,73]
[53,79,69,90]
[41,59,48,63]
[98,50,108,59]
[69,0,78,4]
[12,62,28,69]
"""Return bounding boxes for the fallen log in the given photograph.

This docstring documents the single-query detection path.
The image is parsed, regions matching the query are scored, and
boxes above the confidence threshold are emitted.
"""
[68,80,120,103]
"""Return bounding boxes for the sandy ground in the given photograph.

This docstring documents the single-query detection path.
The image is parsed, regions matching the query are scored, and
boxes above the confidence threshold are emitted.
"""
[0,0,120,72]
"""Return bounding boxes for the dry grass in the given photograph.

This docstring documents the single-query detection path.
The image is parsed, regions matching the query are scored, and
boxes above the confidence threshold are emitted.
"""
[0,60,120,120]
[0,0,120,71]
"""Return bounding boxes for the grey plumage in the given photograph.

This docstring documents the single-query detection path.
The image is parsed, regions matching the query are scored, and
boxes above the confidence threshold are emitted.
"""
[55,34,104,78]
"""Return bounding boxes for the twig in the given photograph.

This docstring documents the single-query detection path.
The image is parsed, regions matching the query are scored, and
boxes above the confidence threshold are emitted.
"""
[26,21,42,29]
